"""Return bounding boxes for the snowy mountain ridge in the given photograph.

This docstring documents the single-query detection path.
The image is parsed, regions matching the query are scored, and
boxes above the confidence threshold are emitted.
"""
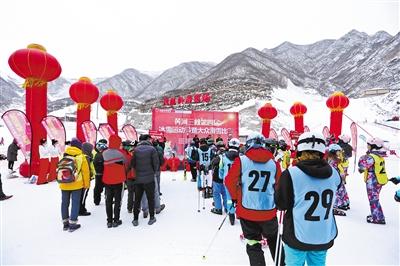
[0,30,398,113]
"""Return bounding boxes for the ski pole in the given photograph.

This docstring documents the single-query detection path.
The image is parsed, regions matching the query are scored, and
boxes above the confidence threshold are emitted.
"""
[202,205,233,260]
[203,173,206,210]
[274,210,285,266]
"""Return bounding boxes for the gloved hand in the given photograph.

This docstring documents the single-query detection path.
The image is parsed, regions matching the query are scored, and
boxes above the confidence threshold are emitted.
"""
[389,177,400,185]
[231,199,237,207]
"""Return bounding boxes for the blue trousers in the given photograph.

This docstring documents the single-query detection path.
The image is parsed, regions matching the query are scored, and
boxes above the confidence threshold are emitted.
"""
[212,182,227,211]
[285,244,327,266]
[61,189,82,222]
[224,185,235,214]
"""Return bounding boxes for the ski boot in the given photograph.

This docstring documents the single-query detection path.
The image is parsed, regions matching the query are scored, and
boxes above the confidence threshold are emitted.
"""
[112,220,122,227]
[68,222,81,232]
[366,216,386,225]
[62,219,69,231]
[148,217,157,225]
[333,208,346,216]
[210,208,222,215]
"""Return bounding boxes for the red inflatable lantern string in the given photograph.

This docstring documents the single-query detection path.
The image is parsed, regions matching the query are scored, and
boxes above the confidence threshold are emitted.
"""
[258,102,277,138]
[289,102,307,133]
[69,77,99,142]
[100,90,123,132]
[8,44,61,176]
[326,91,349,139]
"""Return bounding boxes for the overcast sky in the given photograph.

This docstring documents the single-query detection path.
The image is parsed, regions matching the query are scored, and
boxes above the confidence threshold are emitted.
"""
[0,0,398,79]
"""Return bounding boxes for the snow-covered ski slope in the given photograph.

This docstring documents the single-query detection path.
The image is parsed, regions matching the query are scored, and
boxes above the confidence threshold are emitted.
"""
[1,85,399,265]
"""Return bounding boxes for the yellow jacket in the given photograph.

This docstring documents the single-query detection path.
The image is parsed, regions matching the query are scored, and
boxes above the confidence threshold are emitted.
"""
[59,146,90,190]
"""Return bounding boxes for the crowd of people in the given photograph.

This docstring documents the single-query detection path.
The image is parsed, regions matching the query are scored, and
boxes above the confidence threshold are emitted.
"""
[183,131,396,266]
[1,130,398,266]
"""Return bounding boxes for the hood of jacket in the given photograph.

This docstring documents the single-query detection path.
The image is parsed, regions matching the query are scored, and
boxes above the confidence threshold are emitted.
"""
[138,140,152,146]
[65,146,83,156]
[244,147,274,163]
[82,142,94,158]
[199,144,209,152]
[296,159,333,178]
[225,149,239,161]
[109,135,122,149]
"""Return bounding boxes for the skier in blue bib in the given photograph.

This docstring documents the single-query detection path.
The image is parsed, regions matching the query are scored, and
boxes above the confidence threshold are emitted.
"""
[225,133,284,266]
[197,138,214,198]
[275,132,341,266]
[219,138,240,224]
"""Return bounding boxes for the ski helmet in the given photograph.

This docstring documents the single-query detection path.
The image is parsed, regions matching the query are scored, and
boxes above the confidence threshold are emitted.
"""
[297,132,326,154]
[206,138,214,145]
[228,138,240,149]
[245,132,266,150]
[328,143,342,153]
[216,141,225,148]
[367,137,384,150]
[278,139,288,150]
[339,134,351,143]
[96,142,108,151]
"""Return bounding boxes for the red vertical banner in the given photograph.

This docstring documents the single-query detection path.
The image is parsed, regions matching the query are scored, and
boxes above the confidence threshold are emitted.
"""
[322,126,330,139]
[281,128,292,147]
[122,124,138,141]
[98,123,116,141]
[81,120,98,146]
[2,110,32,159]
[350,122,357,153]
[41,116,66,154]
[152,108,239,156]
[350,122,358,172]
[269,128,278,140]
[2,110,33,177]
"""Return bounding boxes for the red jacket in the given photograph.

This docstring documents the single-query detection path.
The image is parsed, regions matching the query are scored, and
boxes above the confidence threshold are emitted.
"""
[123,150,136,180]
[168,157,181,171]
[102,135,127,185]
[225,148,282,222]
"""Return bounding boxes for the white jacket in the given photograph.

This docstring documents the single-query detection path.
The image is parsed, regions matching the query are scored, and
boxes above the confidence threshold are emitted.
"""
[39,145,50,159]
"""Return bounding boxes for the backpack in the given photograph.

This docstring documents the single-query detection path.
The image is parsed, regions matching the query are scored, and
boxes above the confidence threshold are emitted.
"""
[57,155,78,183]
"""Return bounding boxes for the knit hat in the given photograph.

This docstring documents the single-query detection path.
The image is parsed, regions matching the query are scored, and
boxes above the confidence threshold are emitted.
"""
[82,142,94,157]
[70,137,82,150]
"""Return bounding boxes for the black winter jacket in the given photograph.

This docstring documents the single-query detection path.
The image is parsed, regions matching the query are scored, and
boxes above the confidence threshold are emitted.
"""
[129,141,159,184]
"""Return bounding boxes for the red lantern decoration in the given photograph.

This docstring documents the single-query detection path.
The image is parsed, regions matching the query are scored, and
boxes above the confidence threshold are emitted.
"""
[290,102,307,133]
[326,91,349,139]
[202,93,211,103]
[169,97,176,106]
[100,90,123,132]
[193,94,201,103]
[69,77,99,142]
[8,44,61,176]
[163,97,169,105]
[177,96,185,105]
[185,95,193,104]
[258,102,277,138]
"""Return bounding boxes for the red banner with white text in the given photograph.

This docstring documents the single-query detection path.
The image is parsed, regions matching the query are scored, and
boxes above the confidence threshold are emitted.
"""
[152,108,239,156]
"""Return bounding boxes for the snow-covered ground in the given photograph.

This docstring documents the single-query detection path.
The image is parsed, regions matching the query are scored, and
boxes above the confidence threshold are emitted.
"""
[1,85,399,265]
